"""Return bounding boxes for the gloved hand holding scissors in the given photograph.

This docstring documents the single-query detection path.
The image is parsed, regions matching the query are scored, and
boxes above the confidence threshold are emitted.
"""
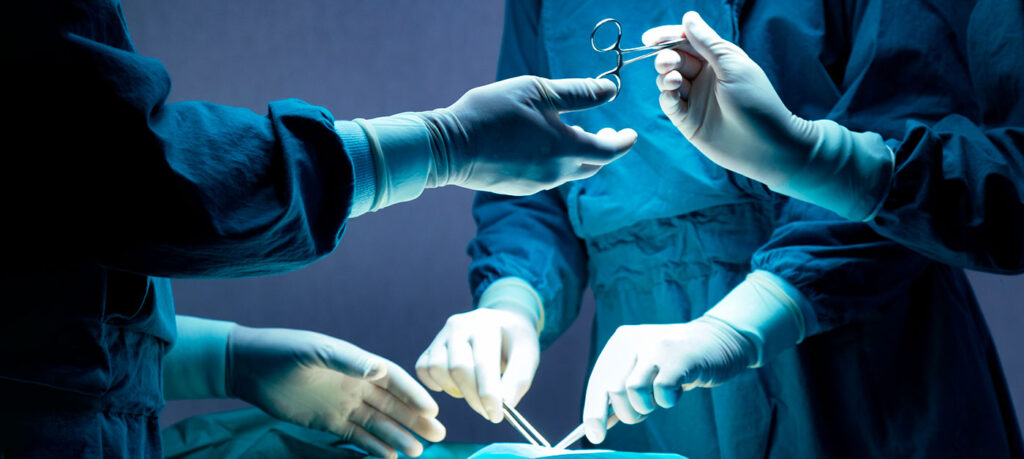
[164,316,446,459]
[582,271,809,444]
[644,12,893,222]
[351,76,638,216]
[415,278,542,424]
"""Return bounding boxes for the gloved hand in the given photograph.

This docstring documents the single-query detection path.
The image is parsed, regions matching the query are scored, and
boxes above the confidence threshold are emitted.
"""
[228,325,446,459]
[581,317,756,444]
[353,77,638,215]
[429,76,638,195]
[415,278,543,424]
[643,12,893,221]
[581,270,810,444]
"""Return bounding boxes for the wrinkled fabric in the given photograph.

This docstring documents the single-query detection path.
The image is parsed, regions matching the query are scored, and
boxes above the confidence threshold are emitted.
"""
[160,410,683,459]
[1,1,365,456]
[468,0,1022,457]
[162,408,485,459]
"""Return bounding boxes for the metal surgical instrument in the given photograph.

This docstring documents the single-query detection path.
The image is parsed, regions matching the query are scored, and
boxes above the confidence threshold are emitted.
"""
[590,18,688,100]
[553,413,621,450]
[502,401,552,448]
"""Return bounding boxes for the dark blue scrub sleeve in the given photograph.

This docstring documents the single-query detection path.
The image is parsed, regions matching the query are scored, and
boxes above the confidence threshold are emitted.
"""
[468,190,589,347]
[3,2,370,278]
[836,1,1024,274]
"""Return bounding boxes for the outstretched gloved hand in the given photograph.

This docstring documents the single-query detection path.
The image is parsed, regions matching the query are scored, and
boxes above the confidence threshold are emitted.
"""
[429,76,639,195]
[354,77,639,215]
[644,12,893,221]
[228,326,446,459]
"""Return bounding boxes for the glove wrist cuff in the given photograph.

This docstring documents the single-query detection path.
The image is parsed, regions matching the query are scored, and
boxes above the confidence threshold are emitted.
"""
[163,315,237,400]
[417,107,468,189]
[704,271,809,367]
[478,277,544,334]
[354,115,433,211]
[771,119,894,221]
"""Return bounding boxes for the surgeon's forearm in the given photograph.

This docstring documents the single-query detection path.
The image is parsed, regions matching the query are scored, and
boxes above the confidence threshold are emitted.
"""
[163,315,237,400]
[704,270,816,366]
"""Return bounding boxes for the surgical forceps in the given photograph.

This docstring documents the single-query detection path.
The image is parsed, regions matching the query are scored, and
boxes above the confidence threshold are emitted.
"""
[502,401,551,447]
[591,18,688,100]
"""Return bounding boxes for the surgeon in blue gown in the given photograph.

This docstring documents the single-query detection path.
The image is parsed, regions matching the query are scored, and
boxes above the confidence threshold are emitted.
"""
[0,2,639,458]
[645,2,1024,275]
[417,1,1023,458]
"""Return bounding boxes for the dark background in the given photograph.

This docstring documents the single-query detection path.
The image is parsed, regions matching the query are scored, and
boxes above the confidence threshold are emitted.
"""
[122,0,1023,444]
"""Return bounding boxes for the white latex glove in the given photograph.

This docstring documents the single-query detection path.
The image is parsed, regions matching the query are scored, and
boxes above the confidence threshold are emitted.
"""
[415,278,543,424]
[582,317,755,444]
[582,271,809,444]
[354,76,638,215]
[228,325,446,459]
[644,12,893,221]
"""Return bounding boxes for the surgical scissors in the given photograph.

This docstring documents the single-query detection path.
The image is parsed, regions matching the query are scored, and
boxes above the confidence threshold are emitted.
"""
[590,18,688,100]
[502,401,551,448]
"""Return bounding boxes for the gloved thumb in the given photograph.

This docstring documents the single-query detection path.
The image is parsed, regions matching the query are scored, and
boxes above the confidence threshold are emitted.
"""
[543,77,617,112]
[680,11,736,79]
[319,339,389,380]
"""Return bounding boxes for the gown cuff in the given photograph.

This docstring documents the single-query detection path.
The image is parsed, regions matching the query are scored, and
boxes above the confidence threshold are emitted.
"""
[334,120,377,218]
[477,277,545,334]
[704,270,813,367]
[163,315,238,400]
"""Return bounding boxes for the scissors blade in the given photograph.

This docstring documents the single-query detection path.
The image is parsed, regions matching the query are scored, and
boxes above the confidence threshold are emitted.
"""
[502,402,551,448]
[553,414,620,450]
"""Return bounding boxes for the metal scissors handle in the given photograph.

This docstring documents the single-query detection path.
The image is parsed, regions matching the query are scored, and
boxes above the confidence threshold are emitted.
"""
[590,18,688,99]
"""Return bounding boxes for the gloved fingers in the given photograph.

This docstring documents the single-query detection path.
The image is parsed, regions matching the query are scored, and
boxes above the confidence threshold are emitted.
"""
[376,360,441,418]
[582,381,611,445]
[543,77,618,112]
[445,335,488,418]
[351,403,424,458]
[654,49,703,81]
[653,369,684,409]
[414,349,444,392]
[625,360,658,415]
[571,128,638,163]
[470,327,504,423]
[657,71,692,99]
[608,380,645,425]
[681,11,739,79]
[641,25,686,47]
[426,342,463,399]
[365,383,447,443]
[338,422,398,459]
[660,90,689,119]
[499,334,540,407]
[316,337,387,380]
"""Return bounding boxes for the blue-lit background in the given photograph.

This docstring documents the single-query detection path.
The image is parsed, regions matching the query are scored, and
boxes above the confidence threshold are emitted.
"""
[122,0,1023,443]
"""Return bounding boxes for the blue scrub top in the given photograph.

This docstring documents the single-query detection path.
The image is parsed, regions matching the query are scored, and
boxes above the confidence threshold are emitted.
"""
[0,1,369,456]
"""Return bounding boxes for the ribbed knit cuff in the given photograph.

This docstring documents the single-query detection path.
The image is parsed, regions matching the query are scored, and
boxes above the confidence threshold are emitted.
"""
[334,120,376,218]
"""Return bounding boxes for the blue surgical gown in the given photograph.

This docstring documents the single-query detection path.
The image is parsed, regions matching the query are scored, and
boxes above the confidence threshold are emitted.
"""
[0,1,370,457]
[469,1,1023,457]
